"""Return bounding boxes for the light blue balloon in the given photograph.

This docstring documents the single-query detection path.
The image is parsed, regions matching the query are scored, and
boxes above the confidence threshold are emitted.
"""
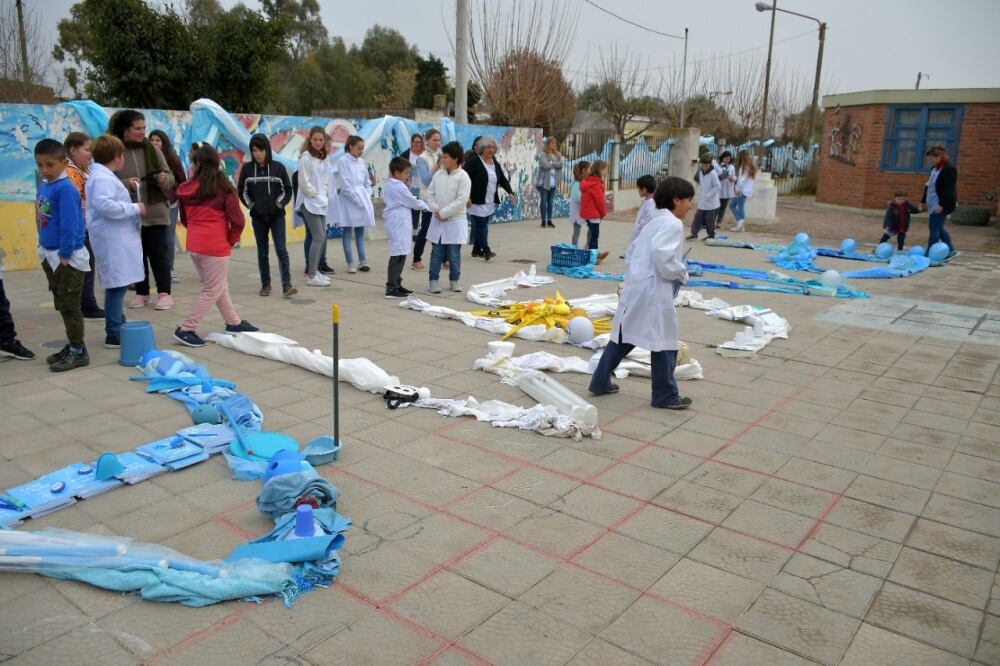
[875,242,894,259]
[928,242,950,261]
[794,232,810,246]
[908,245,925,256]
[840,238,856,254]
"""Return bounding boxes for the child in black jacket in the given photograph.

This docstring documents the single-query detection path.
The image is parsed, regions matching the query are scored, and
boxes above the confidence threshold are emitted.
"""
[237,133,295,297]
[880,191,920,251]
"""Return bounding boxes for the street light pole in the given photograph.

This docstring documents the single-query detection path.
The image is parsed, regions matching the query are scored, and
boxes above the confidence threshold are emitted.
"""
[807,22,826,145]
[455,0,470,124]
[679,28,689,128]
[759,1,777,147]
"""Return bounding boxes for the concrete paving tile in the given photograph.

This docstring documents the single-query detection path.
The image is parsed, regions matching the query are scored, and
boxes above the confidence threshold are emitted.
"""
[599,596,724,665]
[446,487,540,531]
[812,423,886,454]
[337,541,437,601]
[906,518,1000,571]
[840,622,968,666]
[0,586,88,655]
[936,471,1000,508]
[654,479,742,524]
[627,444,702,477]
[110,496,212,544]
[801,522,901,578]
[433,447,521,484]
[735,425,810,456]
[8,624,139,666]
[537,447,614,478]
[506,507,606,558]
[98,598,233,657]
[492,466,580,505]
[751,477,837,516]
[956,435,1000,462]
[772,553,881,619]
[461,600,592,665]
[721,500,817,548]
[390,570,509,639]
[388,512,490,563]
[571,532,679,590]
[947,452,1000,483]
[648,558,764,624]
[738,588,860,665]
[616,504,713,556]
[823,497,916,543]
[845,475,930,515]
[684,461,767,498]
[889,547,993,609]
[0,422,82,460]
[858,454,943,490]
[977,614,1000,664]
[688,528,791,583]
[709,630,816,666]
[160,521,249,561]
[678,413,749,440]
[303,611,440,665]
[519,565,640,635]
[565,638,654,666]
[867,582,982,657]
[0,572,50,605]
[923,493,1000,538]
[549,483,642,528]
[452,538,558,598]
[604,412,689,441]
[591,462,676,500]
[891,421,961,451]
[877,438,953,469]
[76,480,175,522]
[713,444,790,475]
[155,618,289,666]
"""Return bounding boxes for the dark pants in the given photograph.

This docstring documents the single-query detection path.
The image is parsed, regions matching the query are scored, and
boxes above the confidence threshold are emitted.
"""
[538,186,556,223]
[469,214,492,255]
[136,225,172,296]
[717,198,730,227]
[167,205,179,272]
[586,221,600,250]
[589,337,680,408]
[430,243,461,283]
[880,231,907,251]
[412,210,432,262]
[387,255,406,290]
[42,262,85,349]
[0,278,16,344]
[82,233,99,310]
[928,211,953,251]
[690,209,716,238]
[104,286,127,340]
[252,215,291,288]
[303,222,328,269]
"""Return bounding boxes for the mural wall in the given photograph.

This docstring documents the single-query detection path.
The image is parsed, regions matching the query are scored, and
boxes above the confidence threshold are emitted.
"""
[0,100,546,270]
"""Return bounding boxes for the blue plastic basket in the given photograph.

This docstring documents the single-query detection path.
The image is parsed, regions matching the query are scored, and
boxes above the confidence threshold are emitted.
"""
[550,245,593,268]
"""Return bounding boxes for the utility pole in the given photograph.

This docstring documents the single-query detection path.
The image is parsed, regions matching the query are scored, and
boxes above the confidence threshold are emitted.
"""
[679,28,688,128]
[15,0,30,85]
[806,22,826,145]
[455,0,470,124]
[915,72,929,89]
[759,0,777,147]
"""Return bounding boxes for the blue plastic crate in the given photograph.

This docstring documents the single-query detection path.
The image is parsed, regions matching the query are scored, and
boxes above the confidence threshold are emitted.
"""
[550,244,593,268]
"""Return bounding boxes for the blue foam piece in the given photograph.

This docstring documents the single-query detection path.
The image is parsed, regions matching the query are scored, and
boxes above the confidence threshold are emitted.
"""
[227,535,342,564]
[95,453,124,481]
[136,437,205,465]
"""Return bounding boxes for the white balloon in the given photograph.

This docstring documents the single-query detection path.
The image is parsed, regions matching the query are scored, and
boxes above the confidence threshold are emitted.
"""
[820,269,842,289]
[567,316,595,344]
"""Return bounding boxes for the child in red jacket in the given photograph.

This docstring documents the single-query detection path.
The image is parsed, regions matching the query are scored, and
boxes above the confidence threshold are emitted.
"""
[173,145,257,347]
[880,190,920,251]
[579,160,610,263]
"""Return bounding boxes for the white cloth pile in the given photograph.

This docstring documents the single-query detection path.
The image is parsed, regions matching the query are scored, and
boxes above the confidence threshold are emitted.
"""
[465,265,555,307]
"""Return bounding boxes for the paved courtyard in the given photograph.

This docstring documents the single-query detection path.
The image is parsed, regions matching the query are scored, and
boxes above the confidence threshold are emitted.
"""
[1,203,998,665]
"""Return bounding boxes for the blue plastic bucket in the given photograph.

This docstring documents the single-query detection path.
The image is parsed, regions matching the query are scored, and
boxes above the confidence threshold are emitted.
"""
[119,321,157,367]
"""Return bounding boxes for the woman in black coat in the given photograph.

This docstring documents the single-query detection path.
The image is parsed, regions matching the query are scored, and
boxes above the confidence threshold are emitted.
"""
[463,135,514,260]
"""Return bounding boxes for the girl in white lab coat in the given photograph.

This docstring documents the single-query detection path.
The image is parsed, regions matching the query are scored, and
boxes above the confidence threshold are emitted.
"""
[728,149,756,232]
[383,157,430,297]
[590,176,694,410]
[337,135,375,273]
[425,141,472,294]
[85,134,145,347]
[295,126,330,287]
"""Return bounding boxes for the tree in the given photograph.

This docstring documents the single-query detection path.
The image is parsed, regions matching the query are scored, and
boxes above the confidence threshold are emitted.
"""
[1,0,54,98]
[579,47,670,142]
[185,0,223,28]
[469,0,578,135]
[289,37,379,114]
[260,0,325,60]
[412,54,449,109]
[355,25,418,108]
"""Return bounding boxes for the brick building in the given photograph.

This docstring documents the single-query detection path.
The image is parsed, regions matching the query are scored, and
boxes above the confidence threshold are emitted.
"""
[816,88,999,218]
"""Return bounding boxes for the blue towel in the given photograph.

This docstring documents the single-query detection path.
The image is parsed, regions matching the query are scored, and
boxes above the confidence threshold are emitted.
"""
[257,472,339,519]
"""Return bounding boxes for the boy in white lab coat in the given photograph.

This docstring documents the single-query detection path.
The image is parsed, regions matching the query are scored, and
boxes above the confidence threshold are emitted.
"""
[688,154,720,241]
[383,157,430,298]
[590,176,694,410]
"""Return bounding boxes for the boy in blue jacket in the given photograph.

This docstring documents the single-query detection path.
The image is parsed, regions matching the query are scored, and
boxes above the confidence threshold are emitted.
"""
[35,139,89,372]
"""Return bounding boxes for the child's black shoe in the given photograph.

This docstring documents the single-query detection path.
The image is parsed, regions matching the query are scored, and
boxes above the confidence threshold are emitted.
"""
[0,339,35,360]
[50,347,88,372]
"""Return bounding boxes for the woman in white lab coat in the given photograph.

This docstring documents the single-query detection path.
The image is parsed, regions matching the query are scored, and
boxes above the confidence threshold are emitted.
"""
[85,134,145,347]
[337,135,375,273]
[589,176,694,410]
[425,141,472,294]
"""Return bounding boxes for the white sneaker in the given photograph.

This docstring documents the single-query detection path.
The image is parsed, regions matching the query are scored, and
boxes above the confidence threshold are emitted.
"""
[306,275,329,287]
[732,220,745,232]
[428,280,442,294]
[347,264,357,274]
[450,282,462,292]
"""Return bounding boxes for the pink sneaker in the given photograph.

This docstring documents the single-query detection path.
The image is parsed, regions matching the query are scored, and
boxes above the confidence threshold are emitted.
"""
[128,294,149,309]
[154,293,173,310]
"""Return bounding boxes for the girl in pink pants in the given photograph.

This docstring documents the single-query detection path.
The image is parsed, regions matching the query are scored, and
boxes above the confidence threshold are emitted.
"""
[173,145,257,347]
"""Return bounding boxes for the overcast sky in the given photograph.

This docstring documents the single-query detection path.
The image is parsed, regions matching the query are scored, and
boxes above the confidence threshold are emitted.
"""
[36,0,1000,97]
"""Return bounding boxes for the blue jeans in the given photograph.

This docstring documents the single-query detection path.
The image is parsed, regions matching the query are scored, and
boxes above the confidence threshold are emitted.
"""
[252,215,291,288]
[729,195,746,220]
[341,226,367,265]
[928,211,953,251]
[430,243,461,283]
[590,339,679,408]
[538,186,556,222]
[104,286,127,340]
[303,222,328,269]
[469,214,492,254]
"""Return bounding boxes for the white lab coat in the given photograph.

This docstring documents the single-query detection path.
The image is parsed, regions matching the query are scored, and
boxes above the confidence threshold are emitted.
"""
[337,154,375,228]
[425,167,472,245]
[735,168,755,198]
[295,152,328,215]
[696,167,721,210]
[629,196,657,245]
[84,162,143,289]
[715,162,736,199]
[612,208,687,352]
[383,178,430,256]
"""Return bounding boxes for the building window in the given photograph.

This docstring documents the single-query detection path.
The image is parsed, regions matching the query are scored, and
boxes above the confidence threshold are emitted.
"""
[881,105,963,172]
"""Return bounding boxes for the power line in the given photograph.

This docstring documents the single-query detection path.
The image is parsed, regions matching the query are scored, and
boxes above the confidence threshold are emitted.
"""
[580,0,684,40]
